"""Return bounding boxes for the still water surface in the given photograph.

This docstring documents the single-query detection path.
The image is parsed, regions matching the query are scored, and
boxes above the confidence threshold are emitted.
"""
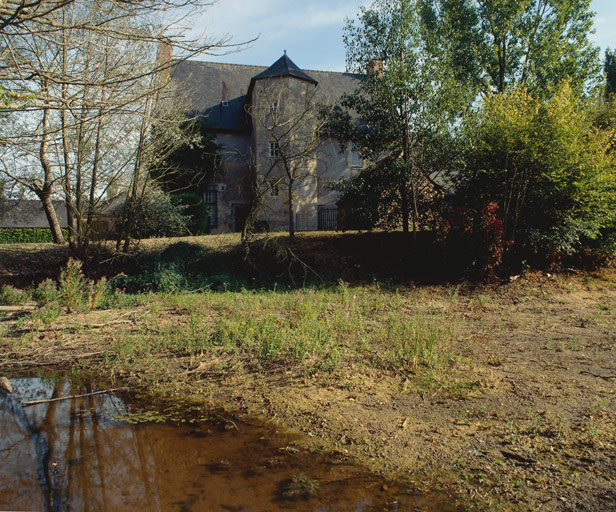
[0,376,459,511]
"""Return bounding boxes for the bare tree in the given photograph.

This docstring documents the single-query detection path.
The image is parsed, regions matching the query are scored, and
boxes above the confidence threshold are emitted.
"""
[0,0,239,252]
[245,80,332,242]
[0,0,74,32]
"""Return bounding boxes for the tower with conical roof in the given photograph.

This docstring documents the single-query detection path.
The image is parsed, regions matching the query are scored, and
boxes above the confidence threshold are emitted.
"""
[246,53,321,233]
[170,53,363,233]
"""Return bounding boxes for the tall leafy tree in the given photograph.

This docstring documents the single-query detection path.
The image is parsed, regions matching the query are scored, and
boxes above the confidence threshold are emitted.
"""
[423,0,600,97]
[154,119,223,195]
[330,0,464,241]
[453,83,616,260]
[606,48,616,98]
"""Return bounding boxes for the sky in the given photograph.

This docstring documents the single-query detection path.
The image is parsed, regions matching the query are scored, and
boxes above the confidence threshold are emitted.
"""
[191,0,616,72]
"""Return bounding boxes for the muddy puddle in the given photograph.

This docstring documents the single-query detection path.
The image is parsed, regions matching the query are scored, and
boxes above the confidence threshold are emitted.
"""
[0,375,460,511]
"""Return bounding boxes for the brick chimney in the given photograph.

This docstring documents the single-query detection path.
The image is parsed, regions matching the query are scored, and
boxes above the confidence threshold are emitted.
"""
[157,39,173,82]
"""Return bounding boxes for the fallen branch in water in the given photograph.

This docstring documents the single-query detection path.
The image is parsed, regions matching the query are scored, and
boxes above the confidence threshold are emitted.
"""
[22,387,132,407]
[216,414,239,431]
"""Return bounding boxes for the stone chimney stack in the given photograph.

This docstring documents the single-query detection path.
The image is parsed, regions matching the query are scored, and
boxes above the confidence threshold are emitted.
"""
[367,59,383,77]
[157,39,173,82]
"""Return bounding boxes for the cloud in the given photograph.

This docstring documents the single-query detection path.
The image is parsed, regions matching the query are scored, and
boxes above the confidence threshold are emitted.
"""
[186,0,366,68]
[195,0,363,47]
[192,0,614,71]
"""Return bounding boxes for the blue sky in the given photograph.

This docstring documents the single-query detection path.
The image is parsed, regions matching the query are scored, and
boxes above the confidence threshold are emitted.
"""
[194,0,615,71]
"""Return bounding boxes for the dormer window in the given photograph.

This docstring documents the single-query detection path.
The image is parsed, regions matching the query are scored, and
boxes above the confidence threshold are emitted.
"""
[221,100,228,107]
[269,142,279,158]
[269,101,278,113]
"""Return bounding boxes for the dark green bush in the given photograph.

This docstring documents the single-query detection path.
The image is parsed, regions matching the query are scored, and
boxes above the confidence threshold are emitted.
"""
[171,193,210,235]
[110,242,247,293]
[130,188,188,239]
[0,228,69,244]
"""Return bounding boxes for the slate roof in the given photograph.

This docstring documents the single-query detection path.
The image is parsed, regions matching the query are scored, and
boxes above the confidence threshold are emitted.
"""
[96,193,126,216]
[171,56,362,133]
[0,200,68,229]
[252,53,318,85]
[0,195,125,229]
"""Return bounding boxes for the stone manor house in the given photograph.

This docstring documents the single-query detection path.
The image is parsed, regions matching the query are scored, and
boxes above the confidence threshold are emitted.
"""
[171,53,364,234]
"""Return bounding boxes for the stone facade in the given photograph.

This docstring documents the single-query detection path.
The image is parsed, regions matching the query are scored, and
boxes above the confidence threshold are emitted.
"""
[172,54,363,233]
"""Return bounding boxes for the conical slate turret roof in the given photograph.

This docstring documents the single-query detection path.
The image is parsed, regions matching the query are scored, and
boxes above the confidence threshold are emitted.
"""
[252,53,318,85]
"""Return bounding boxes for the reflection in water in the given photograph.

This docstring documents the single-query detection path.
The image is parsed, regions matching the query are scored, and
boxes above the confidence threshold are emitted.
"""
[0,377,458,511]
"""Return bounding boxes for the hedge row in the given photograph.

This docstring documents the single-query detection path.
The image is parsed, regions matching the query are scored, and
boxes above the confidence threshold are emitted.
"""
[0,228,69,244]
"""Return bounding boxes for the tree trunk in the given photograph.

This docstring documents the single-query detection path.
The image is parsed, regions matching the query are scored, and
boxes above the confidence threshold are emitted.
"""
[498,37,506,93]
[61,106,78,253]
[402,118,412,240]
[39,104,65,245]
[60,20,77,253]
[400,184,409,235]
[121,80,156,254]
[288,180,295,242]
[83,106,104,256]
[39,193,65,244]
[410,178,417,248]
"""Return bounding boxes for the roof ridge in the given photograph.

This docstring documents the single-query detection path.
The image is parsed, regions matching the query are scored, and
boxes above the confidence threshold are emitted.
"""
[173,59,267,70]
[305,68,362,76]
[175,58,359,76]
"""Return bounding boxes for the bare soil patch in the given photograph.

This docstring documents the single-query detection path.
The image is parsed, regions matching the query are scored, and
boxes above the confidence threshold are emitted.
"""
[199,273,616,511]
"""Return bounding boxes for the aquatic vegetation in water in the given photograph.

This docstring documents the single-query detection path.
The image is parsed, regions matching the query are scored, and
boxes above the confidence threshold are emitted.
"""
[112,409,170,424]
[281,473,320,499]
[112,403,212,424]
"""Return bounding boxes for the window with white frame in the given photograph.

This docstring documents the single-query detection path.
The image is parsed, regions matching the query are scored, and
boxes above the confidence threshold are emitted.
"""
[269,141,279,158]
[351,143,362,168]
[204,187,218,228]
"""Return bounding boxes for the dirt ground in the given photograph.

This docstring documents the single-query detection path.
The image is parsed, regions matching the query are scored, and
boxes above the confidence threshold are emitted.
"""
[1,267,615,511]
[204,273,616,511]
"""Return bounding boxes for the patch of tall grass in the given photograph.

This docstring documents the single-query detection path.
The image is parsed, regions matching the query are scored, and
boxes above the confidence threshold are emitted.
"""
[135,285,456,376]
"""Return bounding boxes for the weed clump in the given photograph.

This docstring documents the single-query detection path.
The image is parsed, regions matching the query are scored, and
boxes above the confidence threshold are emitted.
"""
[380,315,452,371]
[32,259,112,313]
[59,259,89,312]
[33,279,60,306]
[31,304,63,326]
[0,285,29,306]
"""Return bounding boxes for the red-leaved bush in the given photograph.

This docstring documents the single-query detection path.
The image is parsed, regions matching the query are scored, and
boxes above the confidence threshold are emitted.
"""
[478,202,506,276]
